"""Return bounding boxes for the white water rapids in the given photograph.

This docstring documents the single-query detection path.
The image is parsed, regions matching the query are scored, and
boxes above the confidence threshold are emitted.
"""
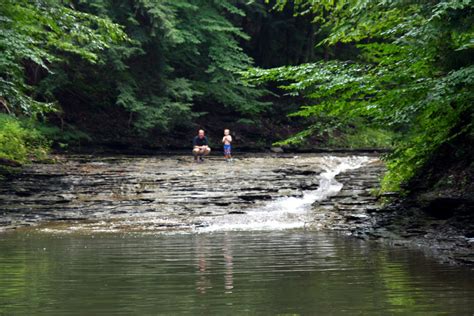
[198,155,375,232]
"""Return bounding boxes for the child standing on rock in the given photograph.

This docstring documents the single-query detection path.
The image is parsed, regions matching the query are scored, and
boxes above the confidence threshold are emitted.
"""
[222,129,232,162]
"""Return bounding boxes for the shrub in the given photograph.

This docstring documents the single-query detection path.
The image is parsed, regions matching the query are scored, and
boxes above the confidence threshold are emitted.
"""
[0,114,50,163]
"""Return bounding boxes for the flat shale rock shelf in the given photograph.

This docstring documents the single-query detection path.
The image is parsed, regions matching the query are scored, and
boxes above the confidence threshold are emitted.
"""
[0,154,383,233]
[310,161,387,231]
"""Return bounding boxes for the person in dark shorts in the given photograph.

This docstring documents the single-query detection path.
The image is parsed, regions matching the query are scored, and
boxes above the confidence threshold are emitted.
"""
[193,129,211,162]
[222,128,232,161]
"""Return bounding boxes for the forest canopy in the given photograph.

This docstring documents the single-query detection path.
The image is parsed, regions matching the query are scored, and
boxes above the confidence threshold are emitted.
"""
[244,0,474,190]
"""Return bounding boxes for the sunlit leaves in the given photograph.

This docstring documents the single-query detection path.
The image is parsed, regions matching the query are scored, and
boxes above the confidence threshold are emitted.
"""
[247,0,474,190]
[0,0,127,115]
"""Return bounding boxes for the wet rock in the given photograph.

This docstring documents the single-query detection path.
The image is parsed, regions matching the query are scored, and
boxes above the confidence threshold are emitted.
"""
[14,189,33,197]
[215,202,231,206]
[0,157,22,167]
[228,211,246,214]
[310,160,387,232]
[346,214,369,221]
[239,194,273,201]
[0,154,332,231]
[4,153,471,265]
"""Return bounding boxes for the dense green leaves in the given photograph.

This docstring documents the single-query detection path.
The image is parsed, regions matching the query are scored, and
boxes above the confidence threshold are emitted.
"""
[248,0,474,190]
[1,0,270,149]
[0,114,50,163]
[1,0,472,195]
[0,0,126,116]
[37,0,270,134]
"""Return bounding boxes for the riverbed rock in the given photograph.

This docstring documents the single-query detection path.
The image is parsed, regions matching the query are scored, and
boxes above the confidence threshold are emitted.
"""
[309,160,386,231]
[0,154,329,232]
[323,158,474,265]
[3,153,470,265]
[270,147,284,153]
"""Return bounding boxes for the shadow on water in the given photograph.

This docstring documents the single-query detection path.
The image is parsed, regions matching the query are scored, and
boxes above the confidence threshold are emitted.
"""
[0,230,473,315]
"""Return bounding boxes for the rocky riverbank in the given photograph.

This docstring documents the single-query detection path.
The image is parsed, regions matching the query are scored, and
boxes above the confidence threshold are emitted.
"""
[313,162,474,265]
[0,154,331,232]
[1,153,472,265]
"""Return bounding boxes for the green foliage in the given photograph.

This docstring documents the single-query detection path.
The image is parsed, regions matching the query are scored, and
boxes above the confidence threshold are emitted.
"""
[0,0,127,163]
[272,116,395,149]
[333,127,395,149]
[0,114,50,163]
[0,0,277,160]
[34,123,91,149]
[0,0,127,116]
[49,0,270,135]
[246,0,474,191]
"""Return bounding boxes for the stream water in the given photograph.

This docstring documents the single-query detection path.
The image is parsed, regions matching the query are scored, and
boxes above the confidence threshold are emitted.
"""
[1,230,473,315]
[1,154,473,314]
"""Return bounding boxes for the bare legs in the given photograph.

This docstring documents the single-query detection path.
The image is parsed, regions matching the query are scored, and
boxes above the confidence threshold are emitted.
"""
[193,147,211,161]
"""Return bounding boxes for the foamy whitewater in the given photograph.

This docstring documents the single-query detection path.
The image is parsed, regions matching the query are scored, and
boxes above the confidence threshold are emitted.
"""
[197,155,375,232]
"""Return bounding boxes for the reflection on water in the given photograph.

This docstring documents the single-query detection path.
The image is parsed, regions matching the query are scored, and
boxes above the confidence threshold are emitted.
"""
[1,230,473,315]
[223,233,234,293]
[194,233,234,296]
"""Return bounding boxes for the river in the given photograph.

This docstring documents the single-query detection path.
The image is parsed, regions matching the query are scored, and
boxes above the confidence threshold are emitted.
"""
[1,154,473,314]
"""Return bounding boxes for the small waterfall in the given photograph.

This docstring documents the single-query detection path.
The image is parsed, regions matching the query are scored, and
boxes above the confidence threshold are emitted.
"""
[197,156,374,232]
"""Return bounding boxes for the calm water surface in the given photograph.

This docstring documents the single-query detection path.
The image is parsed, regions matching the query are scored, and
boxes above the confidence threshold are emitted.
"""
[1,230,473,315]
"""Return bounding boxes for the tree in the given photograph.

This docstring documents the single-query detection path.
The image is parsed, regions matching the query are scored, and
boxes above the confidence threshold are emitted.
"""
[244,0,474,190]
[0,0,126,116]
[0,0,126,163]
[43,0,270,135]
